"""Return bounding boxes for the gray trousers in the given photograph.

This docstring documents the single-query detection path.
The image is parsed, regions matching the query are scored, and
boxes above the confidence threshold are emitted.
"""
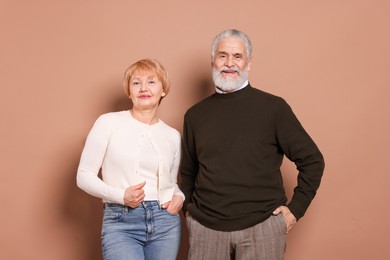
[186,214,287,260]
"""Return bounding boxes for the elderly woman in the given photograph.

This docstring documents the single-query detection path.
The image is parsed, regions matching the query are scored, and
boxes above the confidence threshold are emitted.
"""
[77,59,184,260]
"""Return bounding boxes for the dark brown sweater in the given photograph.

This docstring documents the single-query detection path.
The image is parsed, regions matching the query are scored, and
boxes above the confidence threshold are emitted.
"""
[181,84,325,231]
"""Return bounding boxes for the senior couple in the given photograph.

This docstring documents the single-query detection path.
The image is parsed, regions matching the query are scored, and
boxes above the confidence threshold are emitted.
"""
[77,29,325,260]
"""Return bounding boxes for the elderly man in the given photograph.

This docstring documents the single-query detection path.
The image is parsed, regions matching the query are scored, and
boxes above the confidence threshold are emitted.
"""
[181,29,325,260]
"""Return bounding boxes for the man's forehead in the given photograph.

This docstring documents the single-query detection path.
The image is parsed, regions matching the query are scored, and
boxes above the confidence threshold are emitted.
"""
[216,37,246,53]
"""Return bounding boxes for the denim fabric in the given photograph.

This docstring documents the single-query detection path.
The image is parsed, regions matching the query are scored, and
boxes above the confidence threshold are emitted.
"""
[101,201,181,260]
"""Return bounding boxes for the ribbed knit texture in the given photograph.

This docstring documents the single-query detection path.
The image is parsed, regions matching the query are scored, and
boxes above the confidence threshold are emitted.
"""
[181,85,324,231]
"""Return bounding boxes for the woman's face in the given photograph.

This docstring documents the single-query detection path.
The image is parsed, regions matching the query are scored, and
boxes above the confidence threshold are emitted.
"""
[128,71,165,110]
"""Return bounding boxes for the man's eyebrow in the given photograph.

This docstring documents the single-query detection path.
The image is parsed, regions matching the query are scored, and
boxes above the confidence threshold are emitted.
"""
[217,51,243,56]
[217,51,228,55]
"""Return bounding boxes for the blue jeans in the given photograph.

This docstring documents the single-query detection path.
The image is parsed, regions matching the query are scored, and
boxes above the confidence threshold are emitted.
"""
[101,201,181,260]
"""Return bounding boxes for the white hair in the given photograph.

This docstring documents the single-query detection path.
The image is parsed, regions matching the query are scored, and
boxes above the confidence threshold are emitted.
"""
[211,29,252,60]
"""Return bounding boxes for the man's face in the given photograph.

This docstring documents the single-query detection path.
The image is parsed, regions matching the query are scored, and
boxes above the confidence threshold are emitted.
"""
[212,36,252,92]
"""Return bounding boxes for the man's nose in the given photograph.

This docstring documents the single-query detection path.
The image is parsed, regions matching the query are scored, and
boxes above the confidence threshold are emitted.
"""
[226,56,235,67]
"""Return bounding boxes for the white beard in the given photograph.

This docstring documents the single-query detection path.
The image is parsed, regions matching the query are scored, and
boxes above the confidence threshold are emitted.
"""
[212,66,249,92]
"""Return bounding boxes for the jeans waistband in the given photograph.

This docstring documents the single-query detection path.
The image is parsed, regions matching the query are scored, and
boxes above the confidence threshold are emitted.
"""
[104,201,161,210]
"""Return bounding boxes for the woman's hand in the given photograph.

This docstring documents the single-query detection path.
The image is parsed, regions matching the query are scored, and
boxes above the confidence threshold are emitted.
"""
[161,195,184,214]
[123,182,146,208]
[273,205,297,234]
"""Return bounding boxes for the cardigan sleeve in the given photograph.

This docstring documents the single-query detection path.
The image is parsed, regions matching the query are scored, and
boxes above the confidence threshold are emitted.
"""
[172,132,185,200]
[76,115,125,204]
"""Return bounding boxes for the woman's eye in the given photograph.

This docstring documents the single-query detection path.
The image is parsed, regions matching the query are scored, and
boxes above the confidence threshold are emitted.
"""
[148,81,155,84]
[132,82,140,85]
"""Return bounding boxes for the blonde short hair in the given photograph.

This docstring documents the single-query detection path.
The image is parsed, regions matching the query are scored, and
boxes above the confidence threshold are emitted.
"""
[123,59,170,98]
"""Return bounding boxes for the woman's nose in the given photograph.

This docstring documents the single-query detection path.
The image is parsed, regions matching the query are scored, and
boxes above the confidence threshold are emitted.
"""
[139,83,147,91]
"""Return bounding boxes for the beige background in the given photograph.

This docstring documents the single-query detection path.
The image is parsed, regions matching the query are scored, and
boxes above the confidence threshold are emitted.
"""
[1,0,389,259]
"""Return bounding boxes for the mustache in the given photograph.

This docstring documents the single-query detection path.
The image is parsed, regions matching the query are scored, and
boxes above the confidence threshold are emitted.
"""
[219,66,240,73]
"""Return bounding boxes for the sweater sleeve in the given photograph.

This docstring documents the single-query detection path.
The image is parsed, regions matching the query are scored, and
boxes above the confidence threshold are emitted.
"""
[180,114,199,213]
[275,100,325,220]
[76,115,125,204]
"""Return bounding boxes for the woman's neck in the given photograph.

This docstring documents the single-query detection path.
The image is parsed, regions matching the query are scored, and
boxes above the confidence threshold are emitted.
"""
[130,109,159,125]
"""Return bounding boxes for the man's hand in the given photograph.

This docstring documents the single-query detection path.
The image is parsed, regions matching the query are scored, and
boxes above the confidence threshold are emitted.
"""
[123,182,146,208]
[161,195,184,214]
[273,206,297,233]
